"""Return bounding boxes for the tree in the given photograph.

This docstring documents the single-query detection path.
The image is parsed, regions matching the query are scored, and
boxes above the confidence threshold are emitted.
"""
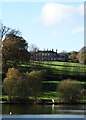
[3,68,43,102]
[3,68,20,101]
[2,33,30,66]
[29,44,39,53]
[15,70,43,101]
[0,22,21,41]
[3,68,30,101]
[77,46,86,64]
[69,52,78,62]
[15,72,31,100]
[28,70,43,99]
[0,22,10,41]
[58,79,82,103]
[29,44,39,61]
[77,52,86,64]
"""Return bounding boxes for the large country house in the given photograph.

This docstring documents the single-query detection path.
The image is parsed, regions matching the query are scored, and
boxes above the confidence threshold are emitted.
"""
[31,49,68,61]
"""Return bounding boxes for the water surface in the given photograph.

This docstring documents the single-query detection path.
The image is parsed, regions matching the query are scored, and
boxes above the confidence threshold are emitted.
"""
[2,104,86,119]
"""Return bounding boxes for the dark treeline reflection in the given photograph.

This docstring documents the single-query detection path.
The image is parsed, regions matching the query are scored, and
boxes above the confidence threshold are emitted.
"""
[2,104,85,115]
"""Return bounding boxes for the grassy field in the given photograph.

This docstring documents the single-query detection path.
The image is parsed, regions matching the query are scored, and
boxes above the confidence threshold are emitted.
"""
[10,60,85,76]
[29,61,86,67]
[24,61,86,75]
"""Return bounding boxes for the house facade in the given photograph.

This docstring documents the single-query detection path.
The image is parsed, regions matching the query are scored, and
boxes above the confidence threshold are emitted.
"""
[31,49,68,62]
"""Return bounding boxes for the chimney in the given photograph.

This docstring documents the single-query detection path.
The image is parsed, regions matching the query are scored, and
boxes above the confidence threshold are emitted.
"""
[52,49,53,51]
[56,49,57,53]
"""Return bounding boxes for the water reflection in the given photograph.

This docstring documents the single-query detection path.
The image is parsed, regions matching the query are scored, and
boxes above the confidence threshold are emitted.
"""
[2,104,86,115]
[52,104,55,114]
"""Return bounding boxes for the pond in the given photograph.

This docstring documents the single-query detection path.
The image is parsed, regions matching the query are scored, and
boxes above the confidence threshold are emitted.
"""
[2,104,86,115]
[2,104,86,119]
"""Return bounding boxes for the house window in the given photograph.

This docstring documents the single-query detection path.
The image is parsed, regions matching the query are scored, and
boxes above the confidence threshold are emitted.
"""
[51,53,53,56]
[48,58,50,61]
[51,58,53,60]
[54,58,56,60]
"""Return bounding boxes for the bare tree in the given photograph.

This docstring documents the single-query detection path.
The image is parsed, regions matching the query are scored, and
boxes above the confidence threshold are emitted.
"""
[0,21,21,41]
[0,22,10,41]
[29,44,39,61]
[29,44,39,53]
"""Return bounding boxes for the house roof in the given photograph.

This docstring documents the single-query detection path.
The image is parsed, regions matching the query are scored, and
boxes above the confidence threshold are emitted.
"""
[37,50,57,53]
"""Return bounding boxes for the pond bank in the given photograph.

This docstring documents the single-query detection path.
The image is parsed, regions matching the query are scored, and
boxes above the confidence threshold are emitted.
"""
[1,99,86,105]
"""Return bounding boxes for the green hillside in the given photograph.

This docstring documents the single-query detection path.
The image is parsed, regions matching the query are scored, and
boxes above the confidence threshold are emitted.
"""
[2,61,86,102]
[28,61,86,75]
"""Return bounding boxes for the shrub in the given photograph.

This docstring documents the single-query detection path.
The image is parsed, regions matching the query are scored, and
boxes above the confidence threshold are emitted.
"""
[3,68,43,102]
[58,79,82,103]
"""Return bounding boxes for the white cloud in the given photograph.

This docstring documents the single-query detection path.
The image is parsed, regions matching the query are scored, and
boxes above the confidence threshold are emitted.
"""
[72,26,84,35]
[38,3,84,26]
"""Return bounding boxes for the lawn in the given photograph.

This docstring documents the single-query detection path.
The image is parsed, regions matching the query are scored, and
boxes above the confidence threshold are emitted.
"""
[40,91,60,100]
[15,61,86,75]
[27,61,86,75]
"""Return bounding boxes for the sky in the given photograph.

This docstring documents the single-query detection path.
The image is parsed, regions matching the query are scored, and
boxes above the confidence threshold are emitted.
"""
[1,1,85,52]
